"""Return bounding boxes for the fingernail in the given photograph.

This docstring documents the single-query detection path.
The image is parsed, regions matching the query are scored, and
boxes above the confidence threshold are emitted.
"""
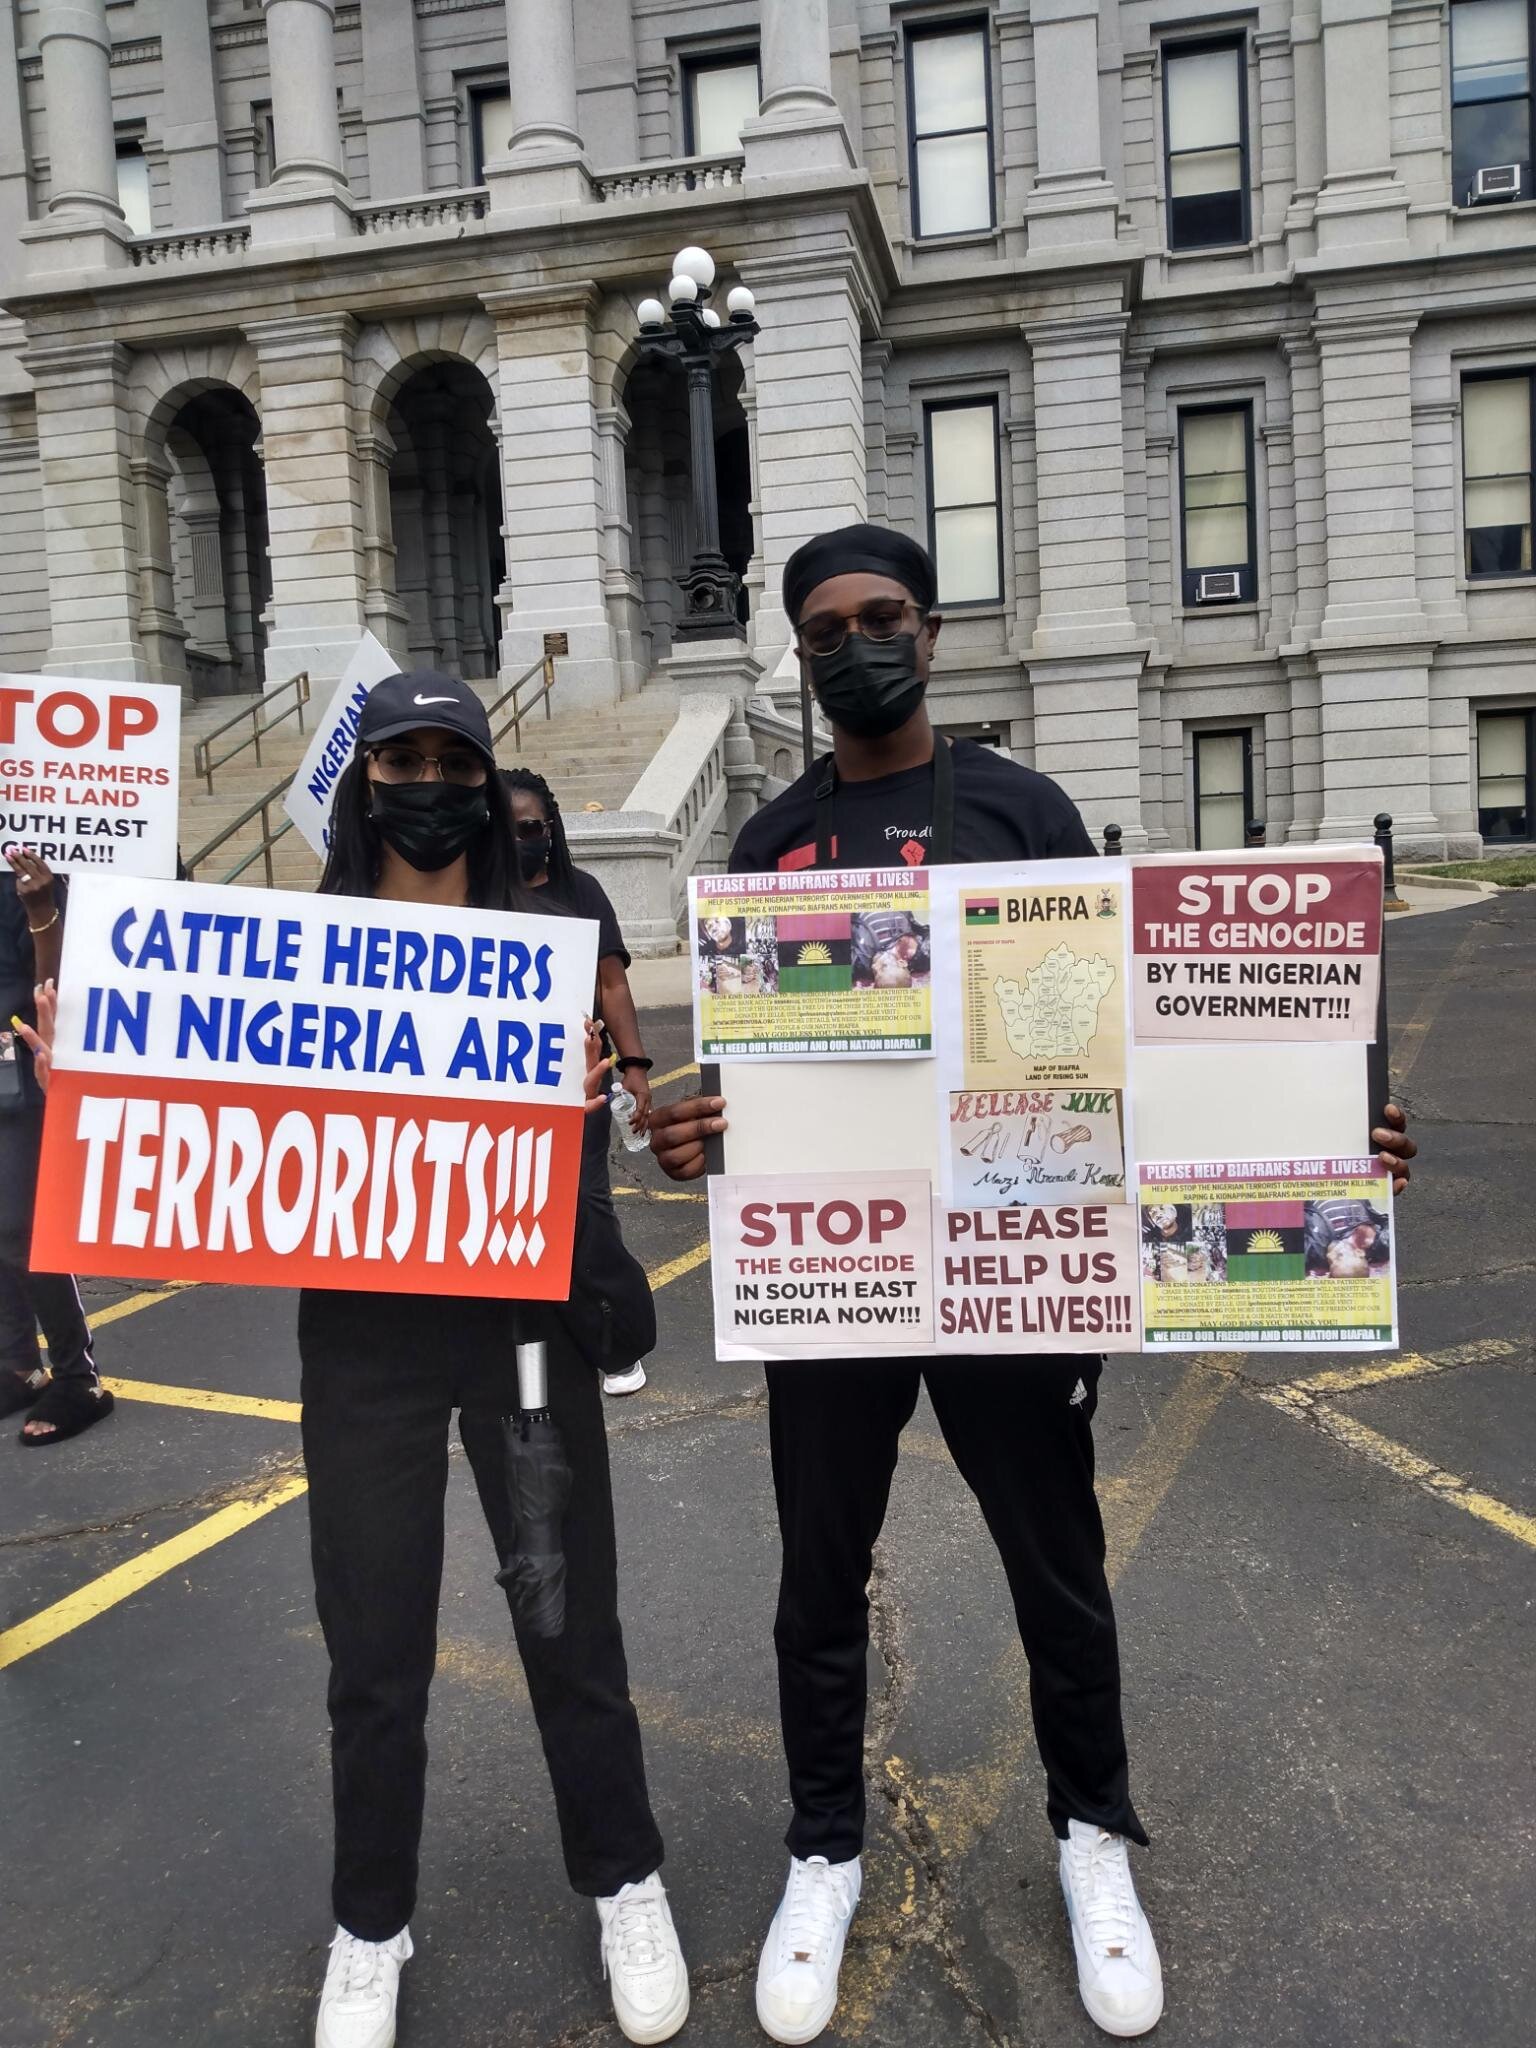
[9,1016,21,1032]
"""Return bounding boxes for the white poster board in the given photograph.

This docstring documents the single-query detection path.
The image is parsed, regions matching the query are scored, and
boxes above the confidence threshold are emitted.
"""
[0,672,181,878]
[283,633,401,857]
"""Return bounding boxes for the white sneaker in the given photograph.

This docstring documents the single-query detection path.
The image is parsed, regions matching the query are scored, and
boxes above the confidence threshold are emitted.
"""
[603,1361,648,1396]
[1058,1821,1163,2037]
[596,1871,690,2044]
[755,1854,861,2045]
[315,1925,412,2048]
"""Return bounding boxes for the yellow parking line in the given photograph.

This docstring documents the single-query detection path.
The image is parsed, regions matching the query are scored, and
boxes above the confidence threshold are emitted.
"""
[1103,1356,1231,1584]
[650,1062,699,1090]
[1291,1337,1518,1399]
[39,1282,196,1351]
[0,1473,309,1672]
[104,1379,303,1423]
[613,1185,706,1203]
[646,1240,712,1292]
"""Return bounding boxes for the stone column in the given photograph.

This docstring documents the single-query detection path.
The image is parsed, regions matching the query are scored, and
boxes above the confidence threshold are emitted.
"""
[1313,0,1409,255]
[0,4,29,297]
[246,1,352,245]
[356,424,412,661]
[1024,0,1119,250]
[1312,309,1437,849]
[21,0,131,274]
[1024,309,1146,845]
[486,0,589,210]
[245,313,370,687]
[481,283,620,709]
[576,0,640,168]
[597,403,649,697]
[742,0,855,179]
[23,339,148,678]
[360,0,427,200]
[160,3,225,224]
[737,250,869,663]
[131,451,189,686]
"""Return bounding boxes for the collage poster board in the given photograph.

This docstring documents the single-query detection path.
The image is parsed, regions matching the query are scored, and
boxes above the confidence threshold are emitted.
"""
[692,850,1396,1362]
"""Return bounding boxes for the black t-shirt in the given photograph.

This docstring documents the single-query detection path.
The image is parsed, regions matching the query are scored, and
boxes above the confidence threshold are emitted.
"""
[0,874,62,1110]
[540,866,629,968]
[729,738,1096,872]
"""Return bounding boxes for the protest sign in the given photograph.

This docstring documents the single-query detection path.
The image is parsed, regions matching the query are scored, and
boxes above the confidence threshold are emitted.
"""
[1138,1158,1396,1348]
[691,868,931,1059]
[0,672,180,879]
[283,633,400,856]
[32,875,596,1300]
[1131,853,1382,1042]
[709,1170,934,1357]
[947,1088,1126,1207]
[936,1203,1141,1352]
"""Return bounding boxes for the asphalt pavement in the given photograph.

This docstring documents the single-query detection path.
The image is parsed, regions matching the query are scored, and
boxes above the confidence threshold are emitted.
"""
[2,890,1533,2048]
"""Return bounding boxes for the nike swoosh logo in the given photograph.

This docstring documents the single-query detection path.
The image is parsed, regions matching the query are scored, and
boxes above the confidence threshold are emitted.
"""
[412,693,457,706]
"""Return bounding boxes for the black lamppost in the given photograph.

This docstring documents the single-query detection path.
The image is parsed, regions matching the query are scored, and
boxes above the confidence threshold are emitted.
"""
[635,245,759,641]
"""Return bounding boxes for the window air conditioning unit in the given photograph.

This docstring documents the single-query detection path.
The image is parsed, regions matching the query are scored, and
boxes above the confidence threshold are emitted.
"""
[1196,571,1243,603]
[1471,165,1523,204]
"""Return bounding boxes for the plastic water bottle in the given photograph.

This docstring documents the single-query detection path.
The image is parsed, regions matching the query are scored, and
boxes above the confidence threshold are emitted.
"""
[609,1077,652,1153]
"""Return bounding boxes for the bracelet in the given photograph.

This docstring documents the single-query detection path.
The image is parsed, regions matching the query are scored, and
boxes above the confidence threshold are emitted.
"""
[616,1055,653,1072]
[26,909,59,936]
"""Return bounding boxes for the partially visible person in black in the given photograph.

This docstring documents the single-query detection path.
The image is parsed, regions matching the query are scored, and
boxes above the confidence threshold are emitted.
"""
[650,523,1418,2046]
[0,848,110,1446]
[501,765,657,1398]
[302,674,687,2048]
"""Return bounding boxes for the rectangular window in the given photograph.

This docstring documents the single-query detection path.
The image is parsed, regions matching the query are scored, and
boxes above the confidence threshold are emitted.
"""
[1477,708,1533,838]
[684,54,760,155]
[471,83,513,182]
[1193,729,1253,850]
[1179,405,1256,604]
[907,23,994,237]
[1164,39,1249,250]
[115,142,151,236]
[1450,0,1532,206]
[1463,372,1535,575]
[925,399,1003,604]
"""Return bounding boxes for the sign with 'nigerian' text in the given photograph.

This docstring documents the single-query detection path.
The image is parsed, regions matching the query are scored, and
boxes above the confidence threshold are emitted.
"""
[32,876,597,1298]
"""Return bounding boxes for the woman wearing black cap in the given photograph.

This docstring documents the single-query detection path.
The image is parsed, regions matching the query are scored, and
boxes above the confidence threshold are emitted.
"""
[648,526,1417,2045]
[303,672,688,2048]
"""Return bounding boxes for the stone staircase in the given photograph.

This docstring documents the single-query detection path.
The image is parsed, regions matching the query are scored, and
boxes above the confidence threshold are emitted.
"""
[178,681,681,890]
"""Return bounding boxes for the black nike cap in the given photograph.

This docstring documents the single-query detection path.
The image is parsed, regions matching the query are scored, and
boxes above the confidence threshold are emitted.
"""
[357,670,496,761]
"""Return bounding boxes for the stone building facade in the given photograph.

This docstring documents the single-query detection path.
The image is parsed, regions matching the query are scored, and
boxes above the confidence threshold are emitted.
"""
[1,0,1534,855]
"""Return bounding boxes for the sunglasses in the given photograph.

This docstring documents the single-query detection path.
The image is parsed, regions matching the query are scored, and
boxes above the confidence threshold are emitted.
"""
[366,744,487,787]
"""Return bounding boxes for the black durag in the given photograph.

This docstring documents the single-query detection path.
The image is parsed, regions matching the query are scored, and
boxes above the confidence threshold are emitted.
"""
[782,523,938,626]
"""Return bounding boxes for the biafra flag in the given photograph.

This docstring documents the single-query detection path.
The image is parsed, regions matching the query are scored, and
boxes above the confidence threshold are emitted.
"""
[965,899,1000,926]
[777,911,853,993]
[1225,1201,1306,1282]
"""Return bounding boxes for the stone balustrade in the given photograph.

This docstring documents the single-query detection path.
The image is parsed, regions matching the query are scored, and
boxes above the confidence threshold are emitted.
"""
[353,191,489,237]
[128,225,252,267]
[593,156,745,204]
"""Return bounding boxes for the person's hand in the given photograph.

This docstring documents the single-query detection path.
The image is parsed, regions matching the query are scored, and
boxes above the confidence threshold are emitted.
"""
[1374,1102,1416,1196]
[623,1068,652,1135]
[581,1019,610,1115]
[5,847,57,925]
[13,979,56,1093]
[648,1092,726,1181]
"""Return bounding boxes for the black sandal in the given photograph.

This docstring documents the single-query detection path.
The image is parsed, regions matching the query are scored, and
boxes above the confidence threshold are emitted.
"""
[19,1376,115,1446]
[0,1367,47,1420]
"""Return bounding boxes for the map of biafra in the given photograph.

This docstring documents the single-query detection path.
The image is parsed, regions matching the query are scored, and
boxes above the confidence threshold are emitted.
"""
[994,943,1116,1062]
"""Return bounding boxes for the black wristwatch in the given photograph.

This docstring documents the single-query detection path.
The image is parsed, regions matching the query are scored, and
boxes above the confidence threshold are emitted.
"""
[616,1055,653,1072]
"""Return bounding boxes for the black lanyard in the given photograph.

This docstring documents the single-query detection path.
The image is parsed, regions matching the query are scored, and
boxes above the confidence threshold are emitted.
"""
[813,735,956,869]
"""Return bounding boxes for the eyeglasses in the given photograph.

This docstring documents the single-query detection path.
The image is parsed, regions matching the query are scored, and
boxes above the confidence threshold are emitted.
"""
[512,816,550,841]
[366,744,487,787]
[795,599,925,657]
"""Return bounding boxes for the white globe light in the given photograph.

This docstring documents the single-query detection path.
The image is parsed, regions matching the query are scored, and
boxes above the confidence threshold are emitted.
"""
[637,297,666,330]
[672,245,716,289]
[727,285,756,318]
[668,273,698,305]
[701,307,721,328]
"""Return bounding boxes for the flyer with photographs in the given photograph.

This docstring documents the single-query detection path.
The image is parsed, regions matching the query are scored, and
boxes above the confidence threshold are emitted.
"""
[1138,1159,1396,1349]
[691,868,932,1059]
[956,871,1128,1090]
[700,845,1397,1362]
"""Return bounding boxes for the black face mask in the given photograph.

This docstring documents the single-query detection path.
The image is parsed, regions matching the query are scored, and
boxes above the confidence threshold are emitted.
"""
[369,781,490,872]
[516,834,551,880]
[808,632,926,740]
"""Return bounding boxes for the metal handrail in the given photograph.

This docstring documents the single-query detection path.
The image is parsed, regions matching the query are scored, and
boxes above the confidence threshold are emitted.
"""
[487,641,561,752]
[192,671,311,794]
[182,773,301,890]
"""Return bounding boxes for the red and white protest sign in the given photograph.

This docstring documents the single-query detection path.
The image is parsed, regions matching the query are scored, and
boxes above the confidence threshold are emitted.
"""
[1131,851,1382,1042]
[32,876,596,1299]
[708,1170,935,1358]
[936,1203,1141,1353]
[0,672,181,879]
